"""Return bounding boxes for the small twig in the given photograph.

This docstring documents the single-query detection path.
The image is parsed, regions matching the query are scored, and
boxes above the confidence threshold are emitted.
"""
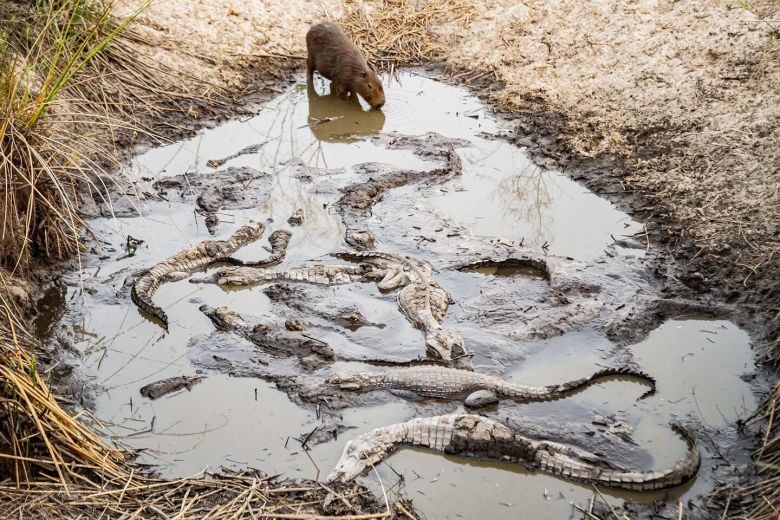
[591,485,619,519]
[395,501,417,520]
[573,503,603,520]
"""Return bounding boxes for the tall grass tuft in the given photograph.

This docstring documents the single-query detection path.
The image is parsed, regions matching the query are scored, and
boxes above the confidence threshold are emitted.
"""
[0,0,146,272]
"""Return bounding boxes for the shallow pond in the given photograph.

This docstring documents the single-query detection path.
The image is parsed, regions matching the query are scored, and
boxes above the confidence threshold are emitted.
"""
[44,71,756,519]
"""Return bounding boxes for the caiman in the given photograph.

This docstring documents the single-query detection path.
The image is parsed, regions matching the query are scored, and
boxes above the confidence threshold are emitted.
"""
[327,414,700,491]
[211,263,375,286]
[198,250,468,367]
[131,224,290,329]
[200,305,335,366]
[327,365,656,406]
[139,375,203,399]
[333,251,469,368]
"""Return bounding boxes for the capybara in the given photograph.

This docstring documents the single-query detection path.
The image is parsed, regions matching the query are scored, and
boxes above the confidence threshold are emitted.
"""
[306,21,385,110]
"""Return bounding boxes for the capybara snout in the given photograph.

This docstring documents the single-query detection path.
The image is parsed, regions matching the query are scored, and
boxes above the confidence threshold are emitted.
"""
[306,21,385,110]
[354,68,385,110]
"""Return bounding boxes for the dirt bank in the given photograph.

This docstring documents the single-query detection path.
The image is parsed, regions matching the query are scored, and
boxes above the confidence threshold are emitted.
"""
[443,0,779,331]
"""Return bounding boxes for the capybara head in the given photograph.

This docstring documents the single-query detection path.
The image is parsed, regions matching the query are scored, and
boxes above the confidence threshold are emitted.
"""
[354,67,385,110]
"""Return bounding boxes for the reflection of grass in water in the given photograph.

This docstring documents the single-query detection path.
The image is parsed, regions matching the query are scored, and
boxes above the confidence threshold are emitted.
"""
[496,163,554,245]
[244,86,342,242]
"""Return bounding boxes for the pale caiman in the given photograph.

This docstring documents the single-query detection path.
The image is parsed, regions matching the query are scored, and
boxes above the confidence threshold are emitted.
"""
[333,251,470,368]
[327,365,656,405]
[210,263,375,287]
[327,414,700,491]
[131,223,289,330]
[196,250,470,368]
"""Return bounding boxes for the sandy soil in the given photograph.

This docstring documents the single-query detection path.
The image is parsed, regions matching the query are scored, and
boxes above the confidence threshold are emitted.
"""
[113,0,340,88]
[115,0,779,329]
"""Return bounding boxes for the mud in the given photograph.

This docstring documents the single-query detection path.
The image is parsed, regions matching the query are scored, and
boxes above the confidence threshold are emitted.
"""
[263,284,385,332]
[139,375,203,400]
[488,79,778,344]
[39,72,763,519]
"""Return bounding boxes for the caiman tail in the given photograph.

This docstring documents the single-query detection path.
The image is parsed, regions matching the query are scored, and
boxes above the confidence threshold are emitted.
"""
[327,414,700,492]
[222,229,292,268]
[131,277,168,329]
[533,422,700,491]
[499,367,657,402]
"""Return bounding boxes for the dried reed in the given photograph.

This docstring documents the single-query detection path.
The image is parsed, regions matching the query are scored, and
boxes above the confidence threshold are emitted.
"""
[710,382,780,519]
[341,0,476,73]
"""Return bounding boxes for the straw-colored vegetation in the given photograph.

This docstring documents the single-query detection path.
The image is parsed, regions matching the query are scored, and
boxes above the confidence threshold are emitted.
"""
[710,382,780,520]
[0,0,140,270]
[341,0,476,75]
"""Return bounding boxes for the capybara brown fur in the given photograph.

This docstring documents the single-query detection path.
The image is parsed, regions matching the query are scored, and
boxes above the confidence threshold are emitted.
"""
[306,21,385,110]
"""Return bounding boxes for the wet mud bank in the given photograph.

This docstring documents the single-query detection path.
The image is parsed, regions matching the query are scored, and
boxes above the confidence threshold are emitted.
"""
[458,75,778,348]
[37,71,768,519]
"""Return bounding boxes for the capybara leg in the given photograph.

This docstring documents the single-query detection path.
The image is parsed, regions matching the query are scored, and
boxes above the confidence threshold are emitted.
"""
[333,82,349,100]
[306,57,315,80]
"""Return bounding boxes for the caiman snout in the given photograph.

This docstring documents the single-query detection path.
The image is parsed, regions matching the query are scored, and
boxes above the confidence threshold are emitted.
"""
[425,329,467,361]
[326,374,362,391]
[425,340,445,360]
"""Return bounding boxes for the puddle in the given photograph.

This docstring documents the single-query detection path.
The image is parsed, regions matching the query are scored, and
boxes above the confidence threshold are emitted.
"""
[429,141,644,260]
[45,71,759,519]
[630,319,756,427]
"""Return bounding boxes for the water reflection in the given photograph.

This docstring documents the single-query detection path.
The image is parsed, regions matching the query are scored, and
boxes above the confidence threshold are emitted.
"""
[306,80,385,143]
[431,142,644,260]
[497,163,553,246]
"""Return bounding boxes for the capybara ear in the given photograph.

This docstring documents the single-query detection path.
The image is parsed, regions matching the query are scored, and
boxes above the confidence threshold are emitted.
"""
[362,71,367,78]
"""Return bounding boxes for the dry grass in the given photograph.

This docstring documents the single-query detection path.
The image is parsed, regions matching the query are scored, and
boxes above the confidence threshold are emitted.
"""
[0,0,230,274]
[0,0,141,271]
[710,382,780,519]
[341,0,476,74]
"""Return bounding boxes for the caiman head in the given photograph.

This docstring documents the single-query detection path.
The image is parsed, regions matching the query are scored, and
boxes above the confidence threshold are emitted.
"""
[425,329,466,361]
[327,435,385,483]
[199,304,242,331]
[326,373,371,391]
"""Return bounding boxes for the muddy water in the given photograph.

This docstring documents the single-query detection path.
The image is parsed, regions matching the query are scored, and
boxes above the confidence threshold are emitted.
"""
[46,72,757,519]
